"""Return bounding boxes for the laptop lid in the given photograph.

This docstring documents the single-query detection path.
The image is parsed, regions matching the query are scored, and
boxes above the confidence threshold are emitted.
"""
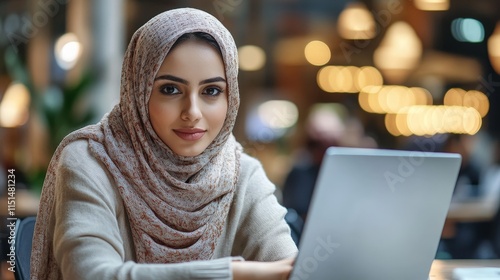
[290,147,461,280]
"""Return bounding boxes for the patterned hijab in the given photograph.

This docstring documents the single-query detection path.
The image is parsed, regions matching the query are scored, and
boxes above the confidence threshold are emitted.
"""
[32,7,242,278]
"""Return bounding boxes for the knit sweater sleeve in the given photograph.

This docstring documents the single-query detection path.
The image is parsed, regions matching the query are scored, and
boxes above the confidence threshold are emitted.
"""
[231,154,299,261]
[52,140,236,280]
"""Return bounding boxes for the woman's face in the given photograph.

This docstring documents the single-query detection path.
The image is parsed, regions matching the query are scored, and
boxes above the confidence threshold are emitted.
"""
[148,39,228,157]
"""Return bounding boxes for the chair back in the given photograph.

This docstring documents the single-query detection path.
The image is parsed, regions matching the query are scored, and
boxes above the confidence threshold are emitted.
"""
[14,216,36,280]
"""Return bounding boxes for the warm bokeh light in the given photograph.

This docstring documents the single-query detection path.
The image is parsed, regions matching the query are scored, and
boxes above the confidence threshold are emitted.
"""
[337,2,376,40]
[410,87,433,106]
[317,66,333,92]
[358,85,432,114]
[385,105,482,136]
[357,66,384,90]
[488,22,500,74]
[384,113,400,136]
[331,66,355,92]
[317,65,382,93]
[258,100,299,129]
[373,21,422,84]
[414,0,449,11]
[0,82,31,127]
[304,40,331,66]
[451,18,485,43]
[54,33,82,70]
[443,88,489,117]
[238,45,266,71]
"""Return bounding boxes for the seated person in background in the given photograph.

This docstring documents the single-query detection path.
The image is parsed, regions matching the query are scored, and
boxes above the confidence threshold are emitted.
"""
[282,104,347,222]
[404,133,495,259]
[282,104,377,227]
[445,134,481,200]
[489,138,500,257]
[31,8,297,280]
[440,134,487,259]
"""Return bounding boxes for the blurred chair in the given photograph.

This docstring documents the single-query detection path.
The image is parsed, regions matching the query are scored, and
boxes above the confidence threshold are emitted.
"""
[285,208,304,246]
[493,208,500,258]
[14,216,36,280]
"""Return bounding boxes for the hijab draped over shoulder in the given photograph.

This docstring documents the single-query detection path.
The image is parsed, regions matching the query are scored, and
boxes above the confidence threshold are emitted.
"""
[31,8,242,278]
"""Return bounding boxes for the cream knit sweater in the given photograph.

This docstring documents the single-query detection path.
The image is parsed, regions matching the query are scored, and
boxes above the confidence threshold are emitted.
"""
[49,140,298,279]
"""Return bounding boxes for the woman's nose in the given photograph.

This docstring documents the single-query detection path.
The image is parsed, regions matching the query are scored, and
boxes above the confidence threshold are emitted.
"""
[181,94,202,122]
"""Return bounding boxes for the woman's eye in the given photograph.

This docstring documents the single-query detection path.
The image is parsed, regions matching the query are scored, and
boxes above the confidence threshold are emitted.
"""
[203,87,222,96]
[160,85,180,95]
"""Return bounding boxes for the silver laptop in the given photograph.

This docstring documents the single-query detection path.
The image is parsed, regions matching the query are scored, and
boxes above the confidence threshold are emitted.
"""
[290,147,461,280]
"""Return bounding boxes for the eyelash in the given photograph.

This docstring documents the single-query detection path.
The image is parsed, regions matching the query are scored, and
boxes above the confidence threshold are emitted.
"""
[158,84,224,97]
[159,85,180,95]
[203,87,223,97]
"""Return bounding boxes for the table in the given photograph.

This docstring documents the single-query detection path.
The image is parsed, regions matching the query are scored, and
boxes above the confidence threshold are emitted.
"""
[429,259,500,279]
[442,198,499,238]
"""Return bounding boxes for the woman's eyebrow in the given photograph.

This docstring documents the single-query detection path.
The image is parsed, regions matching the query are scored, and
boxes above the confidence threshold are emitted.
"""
[199,77,226,85]
[154,75,226,86]
[154,74,189,84]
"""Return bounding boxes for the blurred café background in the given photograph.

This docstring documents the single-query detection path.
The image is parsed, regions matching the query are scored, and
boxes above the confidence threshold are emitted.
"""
[1,0,500,270]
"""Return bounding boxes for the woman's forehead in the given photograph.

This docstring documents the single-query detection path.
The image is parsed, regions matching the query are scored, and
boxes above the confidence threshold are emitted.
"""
[156,40,226,82]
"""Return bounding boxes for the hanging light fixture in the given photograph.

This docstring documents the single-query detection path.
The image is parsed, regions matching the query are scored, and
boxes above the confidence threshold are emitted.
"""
[373,21,422,84]
[337,2,376,40]
[0,82,31,127]
[488,22,500,75]
[414,0,449,11]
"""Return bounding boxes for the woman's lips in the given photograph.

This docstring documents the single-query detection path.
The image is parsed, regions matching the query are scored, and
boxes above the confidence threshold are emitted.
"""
[173,129,206,141]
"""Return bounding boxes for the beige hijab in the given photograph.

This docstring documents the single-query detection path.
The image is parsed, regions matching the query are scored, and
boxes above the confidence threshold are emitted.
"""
[31,7,241,278]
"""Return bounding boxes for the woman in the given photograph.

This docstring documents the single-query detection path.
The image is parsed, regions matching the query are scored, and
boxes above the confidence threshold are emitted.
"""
[31,7,297,280]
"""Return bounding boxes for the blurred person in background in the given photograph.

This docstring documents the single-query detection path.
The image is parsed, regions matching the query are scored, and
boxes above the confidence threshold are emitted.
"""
[444,134,500,259]
[441,134,487,259]
[490,138,500,257]
[282,104,377,235]
[282,104,347,224]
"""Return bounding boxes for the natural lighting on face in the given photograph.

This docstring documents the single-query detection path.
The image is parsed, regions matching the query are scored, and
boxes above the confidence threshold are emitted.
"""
[304,40,331,66]
[54,33,82,70]
[451,18,485,43]
[0,82,30,127]
[238,45,266,71]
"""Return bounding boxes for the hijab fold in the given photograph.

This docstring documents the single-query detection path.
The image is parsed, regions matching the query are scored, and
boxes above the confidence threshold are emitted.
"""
[31,8,241,279]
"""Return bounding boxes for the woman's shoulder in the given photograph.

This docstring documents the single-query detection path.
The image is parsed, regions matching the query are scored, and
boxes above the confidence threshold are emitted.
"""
[57,140,109,180]
[56,140,121,201]
[237,152,276,194]
[58,139,93,166]
[239,152,264,175]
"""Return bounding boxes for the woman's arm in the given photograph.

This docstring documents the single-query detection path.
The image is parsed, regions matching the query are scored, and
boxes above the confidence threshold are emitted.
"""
[232,258,294,280]
[231,154,299,261]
